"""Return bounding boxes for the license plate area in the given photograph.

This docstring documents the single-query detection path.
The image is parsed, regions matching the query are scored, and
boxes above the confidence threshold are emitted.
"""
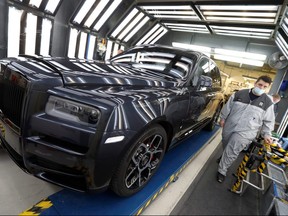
[0,119,21,155]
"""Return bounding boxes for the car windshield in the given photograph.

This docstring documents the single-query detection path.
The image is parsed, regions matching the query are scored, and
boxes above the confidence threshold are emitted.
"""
[110,49,196,80]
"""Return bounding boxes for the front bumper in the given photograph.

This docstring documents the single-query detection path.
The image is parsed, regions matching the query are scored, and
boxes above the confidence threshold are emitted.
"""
[0,117,137,192]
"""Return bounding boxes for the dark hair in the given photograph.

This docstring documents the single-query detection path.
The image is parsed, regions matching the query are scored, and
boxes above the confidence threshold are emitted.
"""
[256,75,272,84]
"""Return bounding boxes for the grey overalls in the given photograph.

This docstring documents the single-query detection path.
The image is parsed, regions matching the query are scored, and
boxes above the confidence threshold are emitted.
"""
[218,89,275,176]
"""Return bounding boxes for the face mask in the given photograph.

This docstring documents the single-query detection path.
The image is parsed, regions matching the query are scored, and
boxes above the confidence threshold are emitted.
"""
[253,87,265,96]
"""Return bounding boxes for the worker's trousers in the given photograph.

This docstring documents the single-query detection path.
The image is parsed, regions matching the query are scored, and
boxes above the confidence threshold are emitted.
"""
[218,132,251,176]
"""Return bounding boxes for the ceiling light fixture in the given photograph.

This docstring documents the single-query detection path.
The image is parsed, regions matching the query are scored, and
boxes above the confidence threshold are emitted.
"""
[105,40,113,60]
[29,0,42,8]
[154,15,199,19]
[84,0,109,27]
[170,28,209,34]
[145,27,166,44]
[214,29,271,37]
[199,5,278,11]
[172,42,211,56]
[136,24,160,45]
[94,0,122,31]
[118,12,144,40]
[202,11,276,17]
[40,19,52,56]
[25,13,37,55]
[45,0,61,14]
[150,28,168,44]
[215,48,266,61]
[7,7,22,57]
[275,32,288,59]
[213,32,271,39]
[73,0,95,24]
[67,28,78,58]
[123,16,150,42]
[141,5,192,10]
[214,54,264,67]
[148,11,196,15]
[87,35,96,60]
[210,26,274,32]
[206,16,275,23]
[111,8,138,38]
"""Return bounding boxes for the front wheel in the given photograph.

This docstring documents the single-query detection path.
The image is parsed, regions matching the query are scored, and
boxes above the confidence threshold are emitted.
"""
[111,124,167,197]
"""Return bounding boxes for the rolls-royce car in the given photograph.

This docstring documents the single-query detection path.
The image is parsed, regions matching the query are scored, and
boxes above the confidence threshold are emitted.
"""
[0,44,224,196]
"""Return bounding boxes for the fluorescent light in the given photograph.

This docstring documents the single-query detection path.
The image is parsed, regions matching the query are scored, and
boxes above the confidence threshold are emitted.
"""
[206,16,275,23]
[275,33,288,59]
[141,5,192,10]
[25,13,37,55]
[94,0,122,31]
[112,43,120,57]
[202,12,276,17]
[171,29,209,34]
[84,0,109,27]
[213,29,271,37]
[214,54,264,67]
[8,7,22,57]
[105,40,113,60]
[111,8,138,38]
[124,16,150,42]
[165,23,206,28]
[136,24,160,45]
[73,0,95,24]
[211,25,273,33]
[87,35,96,60]
[40,19,52,56]
[29,0,41,8]
[275,39,288,61]
[118,12,144,40]
[170,26,207,31]
[172,42,211,56]
[214,32,271,39]
[78,32,87,59]
[68,28,78,58]
[215,48,266,61]
[154,15,199,19]
[282,17,288,35]
[150,28,168,44]
[45,0,61,14]
[199,5,278,11]
[145,27,165,44]
[147,11,196,15]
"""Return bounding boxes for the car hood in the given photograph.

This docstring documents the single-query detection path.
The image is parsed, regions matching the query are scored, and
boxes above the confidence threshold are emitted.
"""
[61,63,180,89]
[7,58,181,89]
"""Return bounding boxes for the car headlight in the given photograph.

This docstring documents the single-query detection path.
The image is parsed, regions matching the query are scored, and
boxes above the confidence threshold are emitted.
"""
[45,96,100,126]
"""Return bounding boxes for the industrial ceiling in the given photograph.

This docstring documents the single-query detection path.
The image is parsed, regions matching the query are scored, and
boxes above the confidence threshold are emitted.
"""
[2,0,288,72]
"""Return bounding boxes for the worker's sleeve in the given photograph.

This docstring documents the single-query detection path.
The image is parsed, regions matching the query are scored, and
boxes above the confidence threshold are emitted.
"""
[260,105,275,139]
[220,93,235,120]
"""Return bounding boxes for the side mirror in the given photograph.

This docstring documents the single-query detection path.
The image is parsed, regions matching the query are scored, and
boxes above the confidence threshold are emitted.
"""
[199,75,212,87]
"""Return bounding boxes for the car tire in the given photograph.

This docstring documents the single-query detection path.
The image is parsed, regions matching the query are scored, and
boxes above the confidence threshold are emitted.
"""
[111,124,167,197]
[204,104,222,131]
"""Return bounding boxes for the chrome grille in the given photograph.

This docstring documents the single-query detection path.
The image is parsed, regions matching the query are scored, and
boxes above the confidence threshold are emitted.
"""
[0,74,26,128]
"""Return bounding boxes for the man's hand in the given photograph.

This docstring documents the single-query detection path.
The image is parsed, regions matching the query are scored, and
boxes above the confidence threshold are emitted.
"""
[219,119,225,127]
[264,136,273,144]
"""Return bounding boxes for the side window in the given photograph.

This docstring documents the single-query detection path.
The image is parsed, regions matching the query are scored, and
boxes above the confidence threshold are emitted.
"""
[210,61,222,88]
[192,58,212,91]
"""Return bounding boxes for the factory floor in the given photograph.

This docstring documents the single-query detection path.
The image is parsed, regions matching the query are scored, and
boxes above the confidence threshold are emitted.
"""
[0,130,267,215]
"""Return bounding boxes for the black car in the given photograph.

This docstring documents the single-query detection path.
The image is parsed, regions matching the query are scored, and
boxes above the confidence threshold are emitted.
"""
[0,44,224,196]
